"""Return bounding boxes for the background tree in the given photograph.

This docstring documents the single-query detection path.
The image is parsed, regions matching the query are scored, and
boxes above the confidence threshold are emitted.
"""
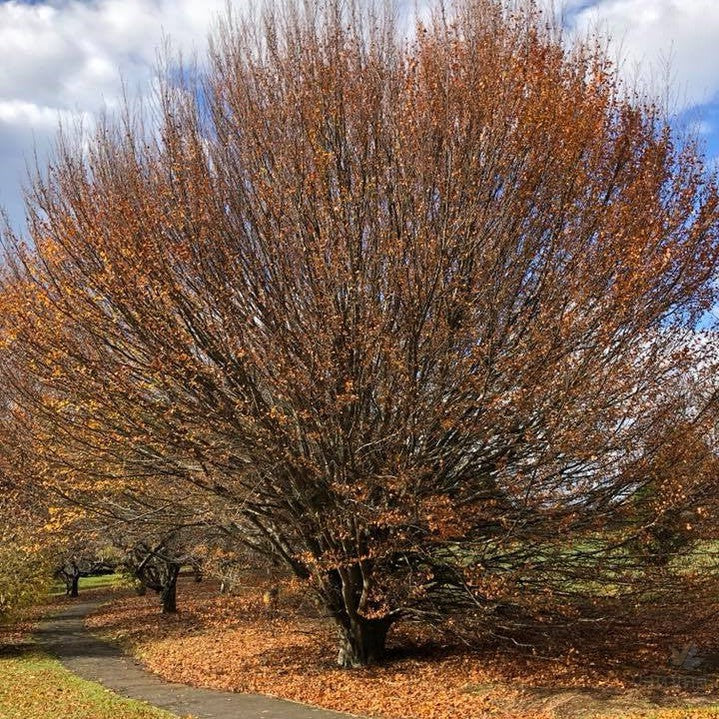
[53,539,115,598]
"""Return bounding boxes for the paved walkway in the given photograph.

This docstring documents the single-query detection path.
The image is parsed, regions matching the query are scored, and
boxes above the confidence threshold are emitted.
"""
[38,600,357,719]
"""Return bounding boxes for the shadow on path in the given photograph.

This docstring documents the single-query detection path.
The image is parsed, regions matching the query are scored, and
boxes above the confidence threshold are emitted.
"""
[38,600,358,719]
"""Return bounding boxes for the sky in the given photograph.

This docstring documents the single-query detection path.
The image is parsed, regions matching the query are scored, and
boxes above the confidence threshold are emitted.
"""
[1,0,719,228]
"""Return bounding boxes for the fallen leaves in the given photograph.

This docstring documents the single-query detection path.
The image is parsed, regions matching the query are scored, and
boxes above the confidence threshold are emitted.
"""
[85,577,719,719]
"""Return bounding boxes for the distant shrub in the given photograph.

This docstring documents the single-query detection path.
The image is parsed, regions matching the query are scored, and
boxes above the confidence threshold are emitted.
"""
[0,542,52,620]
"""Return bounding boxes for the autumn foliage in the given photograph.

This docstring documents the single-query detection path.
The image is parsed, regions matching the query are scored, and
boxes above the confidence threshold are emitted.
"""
[1,0,719,670]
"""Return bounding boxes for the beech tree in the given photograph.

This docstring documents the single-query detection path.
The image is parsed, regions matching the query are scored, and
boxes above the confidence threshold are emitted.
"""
[54,543,115,598]
[2,0,719,666]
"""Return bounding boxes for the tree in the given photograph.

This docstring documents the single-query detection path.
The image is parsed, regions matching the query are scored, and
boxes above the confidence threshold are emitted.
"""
[49,526,119,598]
[0,489,52,618]
[54,547,113,598]
[118,528,207,613]
[1,0,719,666]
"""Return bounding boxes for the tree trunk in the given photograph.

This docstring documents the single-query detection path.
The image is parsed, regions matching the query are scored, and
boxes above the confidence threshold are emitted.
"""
[160,564,179,614]
[70,574,80,598]
[335,616,392,668]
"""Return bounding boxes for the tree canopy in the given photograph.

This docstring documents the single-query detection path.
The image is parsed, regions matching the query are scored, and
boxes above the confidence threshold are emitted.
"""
[1,0,719,666]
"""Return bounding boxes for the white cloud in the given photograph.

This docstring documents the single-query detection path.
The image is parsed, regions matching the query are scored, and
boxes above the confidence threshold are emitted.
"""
[688,119,713,137]
[0,100,69,128]
[567,0,719,110]
[2,0,719,227]
[0,0,231,226]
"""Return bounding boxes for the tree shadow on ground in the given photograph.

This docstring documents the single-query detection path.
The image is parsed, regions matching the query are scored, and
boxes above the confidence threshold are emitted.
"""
[0,641,36,659]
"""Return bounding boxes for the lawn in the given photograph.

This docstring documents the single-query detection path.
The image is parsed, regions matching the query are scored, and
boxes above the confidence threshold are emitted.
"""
[0,646,181,719]
[50,572,124,597]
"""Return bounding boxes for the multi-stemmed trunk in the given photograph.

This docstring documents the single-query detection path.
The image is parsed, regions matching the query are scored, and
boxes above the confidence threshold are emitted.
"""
[132,548,181,614]
[316,564,396,667]
[334,615,393,668]
[61,566,81,597]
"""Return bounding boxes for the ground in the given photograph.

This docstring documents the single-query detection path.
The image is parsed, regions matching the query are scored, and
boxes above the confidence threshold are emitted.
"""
[0,594,182,719]
[83,574,719,719]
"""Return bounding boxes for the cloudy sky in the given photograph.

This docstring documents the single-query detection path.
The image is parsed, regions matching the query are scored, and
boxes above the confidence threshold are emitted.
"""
[1,0,718,227]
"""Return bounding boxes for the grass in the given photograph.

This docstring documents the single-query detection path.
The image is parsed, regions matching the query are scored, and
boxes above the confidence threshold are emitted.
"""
[79,573,125,591]
[0,646,182,719]
[50,572,124,597]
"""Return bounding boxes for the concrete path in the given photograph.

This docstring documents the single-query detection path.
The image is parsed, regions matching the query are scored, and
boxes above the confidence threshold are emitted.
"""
[38,600,358,719]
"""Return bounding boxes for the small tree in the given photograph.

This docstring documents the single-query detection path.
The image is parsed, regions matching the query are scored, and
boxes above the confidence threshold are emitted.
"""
[119,530,206,614]
[53,541,115,598]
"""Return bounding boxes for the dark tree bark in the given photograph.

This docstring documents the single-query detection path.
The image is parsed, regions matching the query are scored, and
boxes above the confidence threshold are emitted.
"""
[70,573,80,598]
[130,543,182,613]
[160,563,179,614]
[335,616,393,668]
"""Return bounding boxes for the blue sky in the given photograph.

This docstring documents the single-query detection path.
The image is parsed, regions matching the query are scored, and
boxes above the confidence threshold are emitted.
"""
[1,0,719,228]
[563,0,719,167]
